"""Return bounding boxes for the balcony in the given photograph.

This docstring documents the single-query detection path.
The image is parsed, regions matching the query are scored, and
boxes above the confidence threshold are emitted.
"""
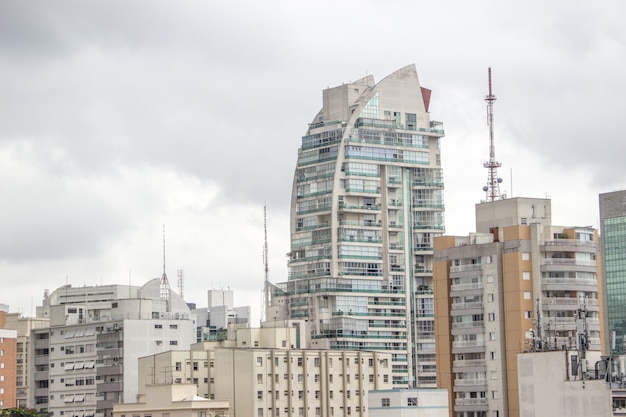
[450,264,482,273]
[450,283,483,292]
[97,364,123,376]
[451,302,483,311]
[96,381,123,393]
[339,236,383,244]
[454,378,487,387]
[339,203,381,211]
[455,398,488,406]
[34,371,49,381]
[453,359,486,368]
[295,222,330,232]
[339,220,382,228]
[452,321,485,330]
[452,340,486,349]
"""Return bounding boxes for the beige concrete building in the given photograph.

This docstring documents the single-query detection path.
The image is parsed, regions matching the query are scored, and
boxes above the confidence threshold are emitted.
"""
[216,348,392,417]
[139,327,393,417]
[434,197,603,417]
[112,384,229,417]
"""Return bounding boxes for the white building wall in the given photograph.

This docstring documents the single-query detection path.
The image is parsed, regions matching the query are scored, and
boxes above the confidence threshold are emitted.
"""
[122,318,196,403]
[518,350,610,417]
[368,389,449,417]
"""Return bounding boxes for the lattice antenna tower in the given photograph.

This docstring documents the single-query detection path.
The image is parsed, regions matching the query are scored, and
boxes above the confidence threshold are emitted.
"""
[160,225,171,302]
[177,269,184,300]
[262,205,270,322]
[482,67,504,202]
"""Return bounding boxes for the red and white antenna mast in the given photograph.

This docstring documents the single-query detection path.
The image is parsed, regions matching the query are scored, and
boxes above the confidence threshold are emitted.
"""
[482,67,504,202]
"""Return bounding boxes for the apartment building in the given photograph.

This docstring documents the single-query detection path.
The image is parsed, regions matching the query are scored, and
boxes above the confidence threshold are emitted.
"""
[31,326,51,410]
[2,311,49,408]
[216,348,392,417]
[139,326,393,417]
[434,197,603,417]
[0,327,18,409]
[39,279,196,417]
[267,64,445,387]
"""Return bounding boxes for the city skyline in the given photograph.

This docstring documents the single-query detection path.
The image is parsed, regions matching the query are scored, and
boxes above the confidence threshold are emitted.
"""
[1,0,625,319]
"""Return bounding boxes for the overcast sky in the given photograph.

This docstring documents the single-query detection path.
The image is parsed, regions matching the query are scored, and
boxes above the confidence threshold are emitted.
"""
[1,0,625,321]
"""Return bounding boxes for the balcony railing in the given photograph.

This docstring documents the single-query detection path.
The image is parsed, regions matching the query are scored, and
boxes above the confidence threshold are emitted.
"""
[450,264,482,273]
[452,340,485,348]
[450,283,483,292]
[451,302,483,310]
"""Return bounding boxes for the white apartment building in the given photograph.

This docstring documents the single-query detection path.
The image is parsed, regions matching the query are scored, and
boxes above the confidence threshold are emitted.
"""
[41,279,196,417]
[267,64,445,388]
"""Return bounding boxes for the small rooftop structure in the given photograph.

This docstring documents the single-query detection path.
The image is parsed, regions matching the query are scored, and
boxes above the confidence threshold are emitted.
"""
[113,384,229,417]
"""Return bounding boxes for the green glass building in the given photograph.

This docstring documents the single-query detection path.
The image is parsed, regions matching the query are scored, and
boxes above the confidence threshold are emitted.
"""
[600,190,626,352]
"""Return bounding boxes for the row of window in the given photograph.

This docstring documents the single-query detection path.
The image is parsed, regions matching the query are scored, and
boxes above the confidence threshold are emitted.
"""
[256,372,383,384]
[153,324,178,329]
[258,405,359,417]
[257,389,365,400]
[380,397,418,407]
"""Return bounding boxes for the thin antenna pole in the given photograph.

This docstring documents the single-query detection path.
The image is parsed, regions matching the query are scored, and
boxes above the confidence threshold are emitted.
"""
[264,205,269,283]
[262,205,270,322]
[482,67,503,202]
[160,225,170,305]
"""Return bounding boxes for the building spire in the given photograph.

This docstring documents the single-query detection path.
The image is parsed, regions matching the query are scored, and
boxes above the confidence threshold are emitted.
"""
[482,67,504,202]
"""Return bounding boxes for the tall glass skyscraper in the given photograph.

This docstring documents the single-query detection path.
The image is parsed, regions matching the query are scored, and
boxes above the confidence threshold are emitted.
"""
[267,65,445,387]
[600,190,626,352]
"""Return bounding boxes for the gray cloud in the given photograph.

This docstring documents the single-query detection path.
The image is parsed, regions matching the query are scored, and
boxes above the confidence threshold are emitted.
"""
[1,0,625,315]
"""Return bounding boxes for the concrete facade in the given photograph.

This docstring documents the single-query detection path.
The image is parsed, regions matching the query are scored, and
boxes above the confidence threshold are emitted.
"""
[518,350,610,417]
[39,279,196,417]
[368,388,449,417]
[2,312,49,408]
[268,64,445,387]
[434,197,603,417]
[0,328,18,409]
[112,384,229,417]
[138,327,393,417]
[215,348,393,417]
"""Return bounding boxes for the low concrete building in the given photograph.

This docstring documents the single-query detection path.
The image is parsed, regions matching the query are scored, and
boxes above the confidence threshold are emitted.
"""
[139,327,393,417]
[112,384,229,417]
[518,350,610,417]
[368,388,449,417]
